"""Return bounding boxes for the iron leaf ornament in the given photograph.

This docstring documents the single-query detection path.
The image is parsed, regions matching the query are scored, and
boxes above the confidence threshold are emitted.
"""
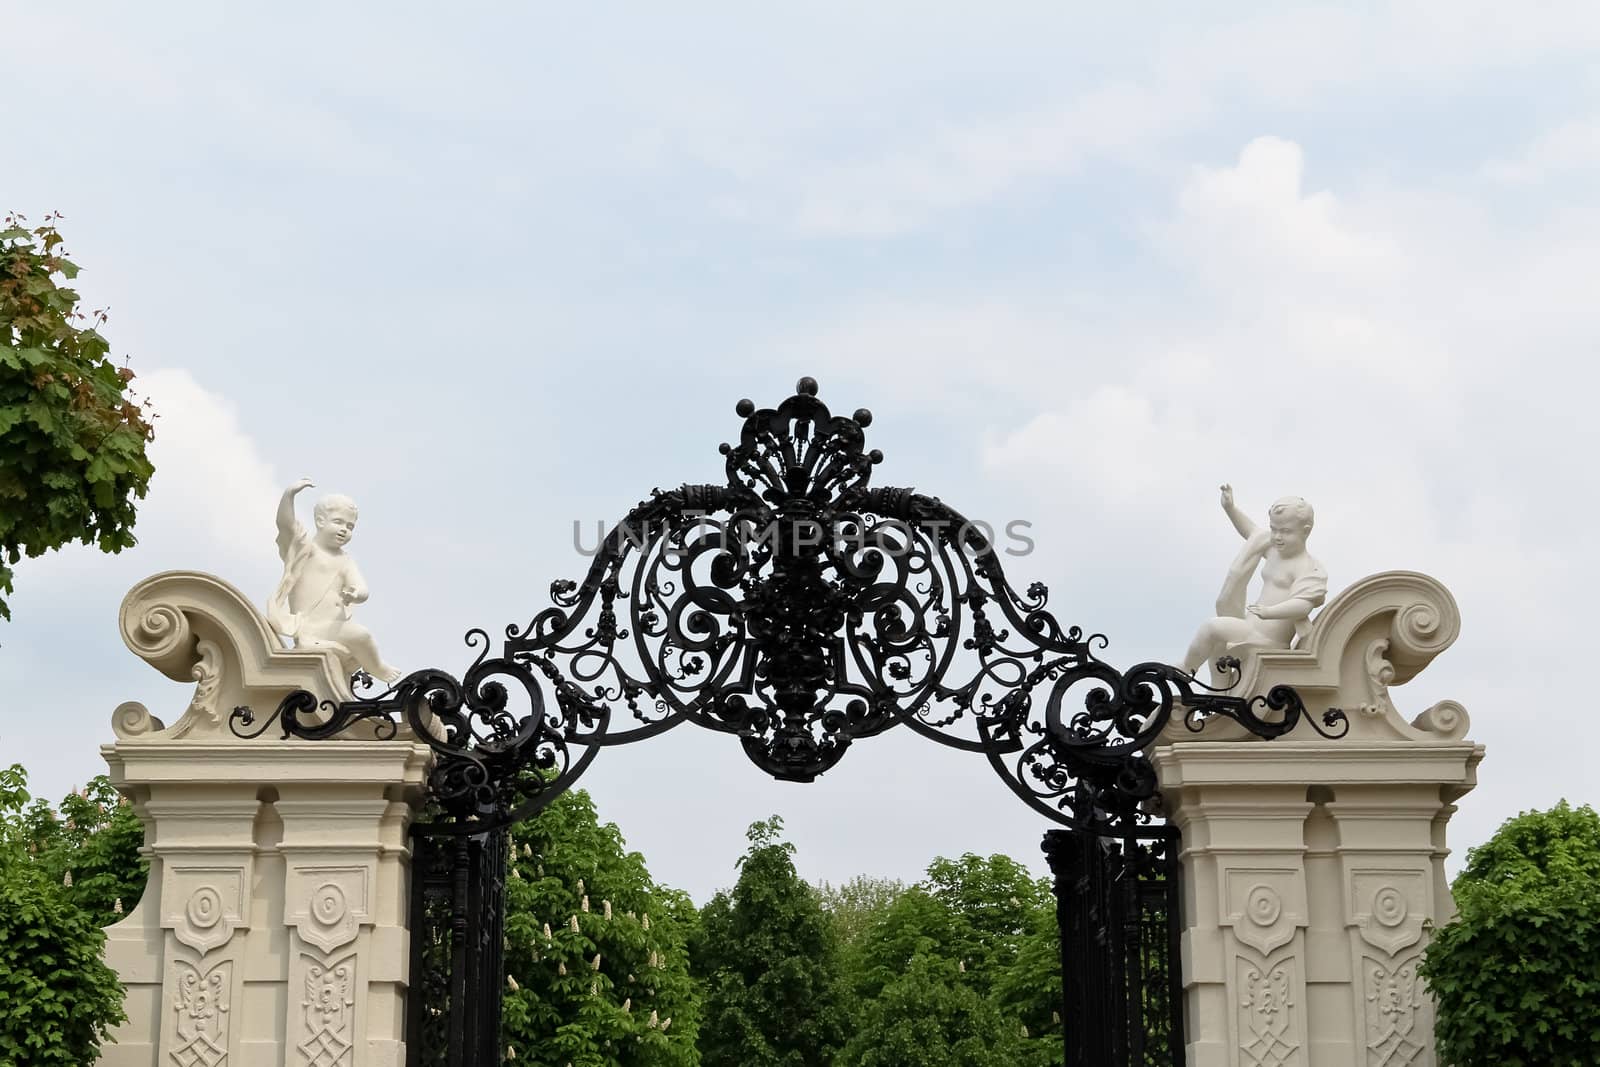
[233,377,1346,834]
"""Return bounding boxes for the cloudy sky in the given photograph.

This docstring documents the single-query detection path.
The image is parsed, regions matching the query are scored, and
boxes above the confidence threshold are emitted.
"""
[3,3,1596,902]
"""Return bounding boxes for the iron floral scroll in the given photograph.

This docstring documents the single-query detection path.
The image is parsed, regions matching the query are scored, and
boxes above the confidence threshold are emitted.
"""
[232,377,1346,835]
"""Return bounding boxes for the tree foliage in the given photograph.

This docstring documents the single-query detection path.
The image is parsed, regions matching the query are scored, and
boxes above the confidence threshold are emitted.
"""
[502,788,702,1066]
[19,774,148,926]
[815,874,904,951]
[0,765,131,1065]
[0,211,154,620]
[836,853,1060,1067]
[837,953,1024,1067]
[690,817,846,1067]
[1421,801,1600,1066]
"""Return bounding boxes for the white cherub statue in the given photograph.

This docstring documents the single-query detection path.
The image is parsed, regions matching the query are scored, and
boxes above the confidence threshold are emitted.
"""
[1180,484,1328,677]
[267,479,402,685]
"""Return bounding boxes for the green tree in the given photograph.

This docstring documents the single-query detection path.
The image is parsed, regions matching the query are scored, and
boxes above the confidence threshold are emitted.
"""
[21,775,148,926]
[1,211,154,620]
[837,853,1060,1067]
[1421,801,1600,1066]
[915,854,1052,999]
[501,788,702,1066]
[840,855,1051,1000]
[836,953,1025,1067]
[989,902,1065,1067]
[0,764,130,1065]
[816,874,904,951]
[690,816,845,1067]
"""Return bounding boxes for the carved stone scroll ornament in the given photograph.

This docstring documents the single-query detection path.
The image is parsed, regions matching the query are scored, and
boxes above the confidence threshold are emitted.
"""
[162,877,245,1067]
[1350,875,1432,1067]
[165,638,223,739]
[287,869,366,1067]
[113,699,165,738]
[1228,875,1301,957]
[114,571,353,739]
[168,876,245,958]
[1179,570,1468,744]
[299,954,357,1067]
[1358,637,1470,741]
[288,871,366,955]
[171,959,231,1067]
[1228,875,1307,1067]
[1238,953,1301,1067]
[1363,956,1426,1067]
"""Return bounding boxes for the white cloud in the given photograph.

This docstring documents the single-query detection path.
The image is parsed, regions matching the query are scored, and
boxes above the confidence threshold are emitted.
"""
[1164,137,1404,288]
[140,369,281,559]
[791,82,1204,238]
[1483,118,1600,184]
[21,367,279,587]
[980,386,1206,504]
[680,4,1600,239]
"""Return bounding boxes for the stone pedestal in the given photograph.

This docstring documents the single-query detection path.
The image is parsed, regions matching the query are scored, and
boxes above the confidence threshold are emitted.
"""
[96,572,433,1067]
[1155,571,1483,1067]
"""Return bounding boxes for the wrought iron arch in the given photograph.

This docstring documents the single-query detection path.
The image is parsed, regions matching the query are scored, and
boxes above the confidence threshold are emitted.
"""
[231,376,1347,1067]
[233,376,1344,833]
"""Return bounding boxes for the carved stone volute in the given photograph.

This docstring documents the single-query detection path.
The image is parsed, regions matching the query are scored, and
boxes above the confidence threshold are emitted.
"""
[1169,570,1469,744]
[115,571,351,738]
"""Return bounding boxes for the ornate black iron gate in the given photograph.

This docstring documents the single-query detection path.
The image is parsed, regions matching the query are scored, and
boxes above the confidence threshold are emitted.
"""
[407,829,507,1066]
[234,377,1345,1066]
[1046,824,1184,1067]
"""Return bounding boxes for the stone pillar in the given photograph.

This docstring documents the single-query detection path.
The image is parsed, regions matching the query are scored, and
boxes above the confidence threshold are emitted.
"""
[96,572,433,1067]
[1154,571,1483,1067]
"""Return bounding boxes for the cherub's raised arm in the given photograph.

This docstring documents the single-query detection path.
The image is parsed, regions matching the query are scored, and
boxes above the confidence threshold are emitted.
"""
[1220,483,1256,540]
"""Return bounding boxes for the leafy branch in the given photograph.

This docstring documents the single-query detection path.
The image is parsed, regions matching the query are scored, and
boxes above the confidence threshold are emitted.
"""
[0,211,155,620]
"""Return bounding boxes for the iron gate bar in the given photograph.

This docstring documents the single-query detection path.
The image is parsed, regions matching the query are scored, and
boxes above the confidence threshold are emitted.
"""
[1045,824,1185,1067]
[230,377,1348,1067]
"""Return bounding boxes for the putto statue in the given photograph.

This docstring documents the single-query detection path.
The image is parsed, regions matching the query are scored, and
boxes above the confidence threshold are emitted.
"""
[267,479,402,685]
[1180,484,1327,677]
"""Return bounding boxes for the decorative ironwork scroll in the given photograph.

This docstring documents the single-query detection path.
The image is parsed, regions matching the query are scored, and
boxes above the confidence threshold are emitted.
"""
[232,376,1346,836]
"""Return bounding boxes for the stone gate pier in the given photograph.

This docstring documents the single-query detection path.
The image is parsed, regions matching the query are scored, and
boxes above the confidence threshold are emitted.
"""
[97,571,432,1067]
[1156,571,1483,1067]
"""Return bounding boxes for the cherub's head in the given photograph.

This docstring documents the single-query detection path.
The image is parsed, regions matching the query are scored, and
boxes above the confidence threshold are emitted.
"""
[1267,496,1313,557]
[312,494,358,550]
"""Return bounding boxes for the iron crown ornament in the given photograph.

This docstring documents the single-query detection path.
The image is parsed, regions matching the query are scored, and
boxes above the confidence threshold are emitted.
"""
[232,376,1346,835]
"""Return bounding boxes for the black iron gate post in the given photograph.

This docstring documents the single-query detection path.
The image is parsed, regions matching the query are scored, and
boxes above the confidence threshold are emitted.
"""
[233,377,1345,1067]
[1049,827,1107,1066]
[1046,823,1186,1067]
[406,829,507,1066]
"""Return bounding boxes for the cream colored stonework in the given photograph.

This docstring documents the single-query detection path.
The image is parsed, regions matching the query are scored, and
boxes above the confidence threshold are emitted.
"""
[97,571,431,1067]
[1155,571,1482,1067]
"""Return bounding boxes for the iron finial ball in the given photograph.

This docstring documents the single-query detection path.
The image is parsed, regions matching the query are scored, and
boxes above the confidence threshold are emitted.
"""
[869,449,884,463]
[735,398,755,417]
[796,376,819,396]
[854,408,873,427]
